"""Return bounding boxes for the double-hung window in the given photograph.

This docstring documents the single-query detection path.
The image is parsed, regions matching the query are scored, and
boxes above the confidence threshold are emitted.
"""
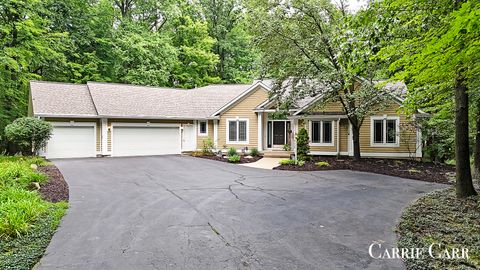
[310,120,333,145]
[227,119,248,143]
[198,121,208,136]
[371,117,399,146]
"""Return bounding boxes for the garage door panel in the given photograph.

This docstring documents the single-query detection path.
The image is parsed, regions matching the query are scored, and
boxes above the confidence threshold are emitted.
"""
[47,126,96,159]
[112,127,180,156]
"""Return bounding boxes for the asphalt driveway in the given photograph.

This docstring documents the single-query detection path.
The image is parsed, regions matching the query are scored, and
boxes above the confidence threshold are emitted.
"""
[37,156,444,270]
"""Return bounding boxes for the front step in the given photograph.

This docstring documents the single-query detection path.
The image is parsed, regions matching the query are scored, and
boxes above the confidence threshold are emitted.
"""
[263,150,292,158]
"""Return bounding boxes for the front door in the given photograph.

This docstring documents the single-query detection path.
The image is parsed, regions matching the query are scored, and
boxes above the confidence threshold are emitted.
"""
[273,121,286,146]
[182,124,196,151]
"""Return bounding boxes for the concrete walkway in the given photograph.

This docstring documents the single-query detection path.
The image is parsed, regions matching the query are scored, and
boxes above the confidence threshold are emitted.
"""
[240,157,283,169]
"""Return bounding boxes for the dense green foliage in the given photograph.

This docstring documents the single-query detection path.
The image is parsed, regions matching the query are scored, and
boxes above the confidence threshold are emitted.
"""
[397,188,479,269]
[249,148,259,157]
[0,156,67,269]
[0,0,259,149]
[227,147,237,157]
[4,117,52,155]
[227,154,241,163]
[295,128,310,161]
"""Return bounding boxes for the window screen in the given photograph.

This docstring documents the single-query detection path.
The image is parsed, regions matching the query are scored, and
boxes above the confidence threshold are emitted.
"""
[386,120,396,143]
[312,121,320,143]
[229,121,237,142]
[322,121,332,143]
[374,120,384,143]
[238,121,247,141]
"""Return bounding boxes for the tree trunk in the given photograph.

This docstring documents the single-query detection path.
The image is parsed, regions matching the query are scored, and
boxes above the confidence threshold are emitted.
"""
[454,76,477,198]
[352,125,361,159]
[474,99,480,182]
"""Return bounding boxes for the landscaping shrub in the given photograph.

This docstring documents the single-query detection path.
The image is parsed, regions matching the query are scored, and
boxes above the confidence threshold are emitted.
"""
[283,144,291,151]
[228,155,241,163]
[279,159,296,165]
[227,147,237,157]
[296,128,310,161]
[201,138,215,155]
[0,188,49,238]
[315,161,329,167]
[250,148,259,157]
[4,117,52,155]
[0,161,47,189]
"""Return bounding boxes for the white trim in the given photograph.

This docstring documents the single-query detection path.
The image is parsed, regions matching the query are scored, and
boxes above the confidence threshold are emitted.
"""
[268,120,290,147]
[198,120,208,136]
[47,121,97,158]
[257,113,263,150]
[226,118,249,144]
[101,118,109,155]
[289,114,348,120]
[336,119,340,154]
[348,121,353,156]
[308,120,334,147]
[360,152,415,158]
[416,126,423,158]
[213,120,218,148]
[370,116,400,147]
[211,82,271,116]
[310,151,349,156]
[110,122,181,128]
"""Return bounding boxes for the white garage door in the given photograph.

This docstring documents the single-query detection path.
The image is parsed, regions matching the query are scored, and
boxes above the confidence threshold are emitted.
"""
[46,126,96,159]
[112,127,181,157]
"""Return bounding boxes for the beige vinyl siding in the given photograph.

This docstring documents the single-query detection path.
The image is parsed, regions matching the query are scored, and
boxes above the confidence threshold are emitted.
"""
[196,120,214,149]
[107,119,193,152]
[218,86,269,149]
[359,101,417,154]
[45,118,101,152]
[307,100,344,114]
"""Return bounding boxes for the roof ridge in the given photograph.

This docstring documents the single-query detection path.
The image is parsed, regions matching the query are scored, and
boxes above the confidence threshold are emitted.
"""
[85,83,99,116]
[87,81,187,91]
[30,80,86,86]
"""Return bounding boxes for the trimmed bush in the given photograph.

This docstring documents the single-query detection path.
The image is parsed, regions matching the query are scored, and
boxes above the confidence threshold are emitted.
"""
[4,117,52,155]
[227,147,237,157]
[249,148,259,157]
[315,161,329,167]
[227,155,241,163]
[296,128,310,161]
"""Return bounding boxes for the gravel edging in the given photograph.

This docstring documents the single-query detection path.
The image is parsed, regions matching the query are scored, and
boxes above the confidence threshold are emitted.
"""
[38,165,69,202]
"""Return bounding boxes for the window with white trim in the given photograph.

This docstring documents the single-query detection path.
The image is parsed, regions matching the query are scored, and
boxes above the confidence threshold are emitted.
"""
[227,119,248,143]
[372,117,398,145]
[311,120,333,144]
[199,121,207,136]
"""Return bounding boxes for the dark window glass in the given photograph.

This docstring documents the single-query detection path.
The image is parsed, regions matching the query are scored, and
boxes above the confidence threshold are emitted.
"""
[229,121,237,141]
[374,120,384,143]
[200,121,207,134]
[386,120,396,143]
[238,121,247,141]
[323,121,332,143]
[312,121,320,143]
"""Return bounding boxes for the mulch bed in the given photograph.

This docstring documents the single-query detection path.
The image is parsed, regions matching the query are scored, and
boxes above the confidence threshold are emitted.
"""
[37,165,69,203]
[274,156,455,184]
[195,155,263,164]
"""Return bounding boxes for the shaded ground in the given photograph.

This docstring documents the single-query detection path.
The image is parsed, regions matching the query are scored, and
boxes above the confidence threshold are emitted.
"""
[397,188,480,269]
[196,155,263,164]
[275,157,455,184]
[38,165,70,202]
[37,156,444,270]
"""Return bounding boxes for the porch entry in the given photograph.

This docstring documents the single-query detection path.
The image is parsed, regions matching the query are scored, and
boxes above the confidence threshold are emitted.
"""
[267,120,291,149]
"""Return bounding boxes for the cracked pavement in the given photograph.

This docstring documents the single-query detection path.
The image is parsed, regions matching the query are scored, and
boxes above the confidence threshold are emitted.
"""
[37,155,445,270]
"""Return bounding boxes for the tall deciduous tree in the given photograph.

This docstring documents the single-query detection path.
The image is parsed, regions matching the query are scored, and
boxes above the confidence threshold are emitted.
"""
[248,0,390,159]
[377,0,479,197]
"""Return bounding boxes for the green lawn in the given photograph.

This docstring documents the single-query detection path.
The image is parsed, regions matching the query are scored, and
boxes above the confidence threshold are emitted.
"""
[397,188,480,269]
[0,156,67,270]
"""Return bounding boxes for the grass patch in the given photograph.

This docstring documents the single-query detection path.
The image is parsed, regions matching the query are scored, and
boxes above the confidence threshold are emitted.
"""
[315,161,330,167]
[0,156,68,270]
[397,188,480,269]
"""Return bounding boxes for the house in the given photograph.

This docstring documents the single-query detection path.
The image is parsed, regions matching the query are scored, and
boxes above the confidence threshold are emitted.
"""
[29,80,423,159]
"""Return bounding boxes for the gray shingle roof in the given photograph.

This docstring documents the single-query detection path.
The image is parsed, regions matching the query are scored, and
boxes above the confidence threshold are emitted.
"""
[30,81,98,117]
[30,81,252,119]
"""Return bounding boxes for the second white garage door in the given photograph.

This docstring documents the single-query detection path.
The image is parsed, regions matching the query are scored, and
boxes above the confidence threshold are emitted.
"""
[112,126,181,157]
